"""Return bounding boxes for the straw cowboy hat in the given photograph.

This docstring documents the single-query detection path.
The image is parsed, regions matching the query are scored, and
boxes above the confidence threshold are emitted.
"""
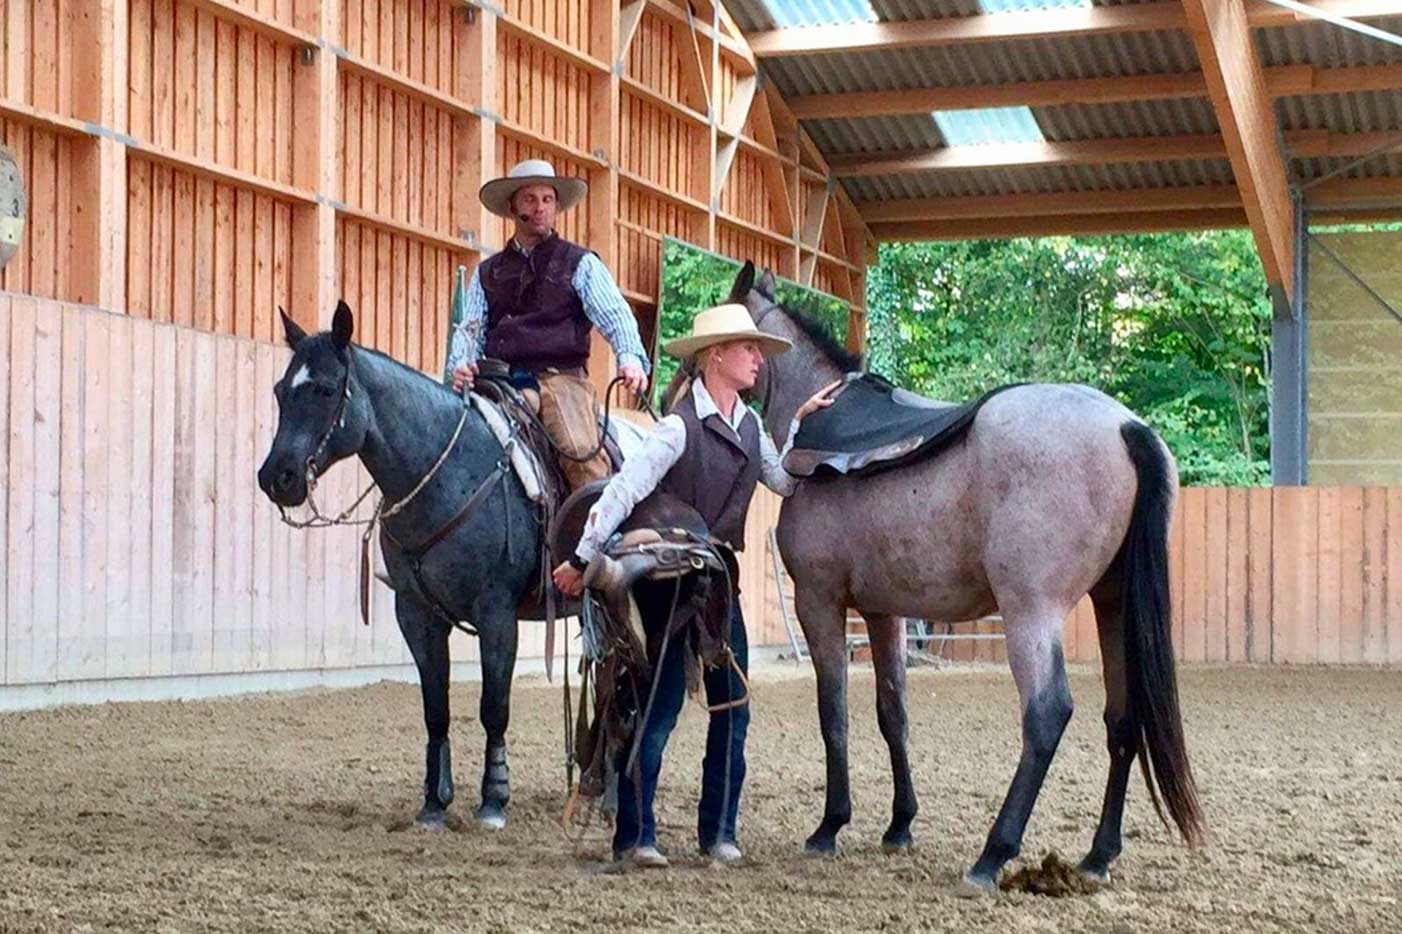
[479,159,588,218]
[662,303,793,360]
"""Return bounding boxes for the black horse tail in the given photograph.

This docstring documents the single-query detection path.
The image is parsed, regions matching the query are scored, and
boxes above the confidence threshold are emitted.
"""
[1118,421,1206,847]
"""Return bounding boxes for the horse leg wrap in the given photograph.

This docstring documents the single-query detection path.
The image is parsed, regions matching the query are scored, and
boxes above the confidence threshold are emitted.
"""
[425,739,454,809]
[481,746,511,805]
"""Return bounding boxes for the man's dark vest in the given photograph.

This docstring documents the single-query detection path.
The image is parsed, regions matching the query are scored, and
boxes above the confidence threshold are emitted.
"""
[657,389,763,552]
[480,233,592,373]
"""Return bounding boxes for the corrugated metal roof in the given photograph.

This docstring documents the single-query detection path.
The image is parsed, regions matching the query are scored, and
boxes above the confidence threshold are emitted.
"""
[1293,152,1402,184]
[1033,98,1221,139]
[1256,17,1402,68]
[841,159,1236,201]
[1276,91,1402,134]
[721,0,1402,222]
[727,0,1163,33]
[806,114,947,152]
[760,30,1198,100]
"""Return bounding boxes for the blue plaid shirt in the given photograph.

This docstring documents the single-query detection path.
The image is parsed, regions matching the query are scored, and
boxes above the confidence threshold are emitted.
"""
[446,240,650,375]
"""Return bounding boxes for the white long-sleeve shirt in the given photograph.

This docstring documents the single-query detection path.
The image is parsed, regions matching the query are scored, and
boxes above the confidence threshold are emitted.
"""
[574,378,802,563]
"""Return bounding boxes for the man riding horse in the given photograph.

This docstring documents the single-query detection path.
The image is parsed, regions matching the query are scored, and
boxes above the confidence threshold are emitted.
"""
[447,159,649,491]
[552,303,840,869]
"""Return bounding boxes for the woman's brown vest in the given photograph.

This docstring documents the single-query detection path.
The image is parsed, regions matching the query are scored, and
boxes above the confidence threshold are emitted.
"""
[657,390,763,552]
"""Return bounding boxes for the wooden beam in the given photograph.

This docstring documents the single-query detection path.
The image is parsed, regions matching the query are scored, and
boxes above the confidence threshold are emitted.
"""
[862,185,1244,222]
[1184,0,1295,300]
[786,62,1402,121]
[830,129,1400,177]
[745,0,1402,59]
[291,3,337,334]
[68,0,126,309]
[870,208,1251,242]
[801,183,830,247]
[618,0,647,67]
[1307,174,1402,209]
[747,2,1188,58]
[858,176,1402,224]
[590,0,622,399]
[459,6,496,251]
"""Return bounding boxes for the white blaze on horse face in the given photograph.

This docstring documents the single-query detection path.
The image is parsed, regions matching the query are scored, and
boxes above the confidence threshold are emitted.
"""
[289,364,312,390]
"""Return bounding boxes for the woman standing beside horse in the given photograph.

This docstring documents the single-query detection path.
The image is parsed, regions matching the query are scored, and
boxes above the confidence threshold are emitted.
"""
[553,303,839,869]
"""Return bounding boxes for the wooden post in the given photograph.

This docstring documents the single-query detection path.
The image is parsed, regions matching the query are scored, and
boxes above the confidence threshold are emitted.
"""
[587,0,622,398]
[290,1,337,332]
[458,4,496,252]
[68,0,127,309]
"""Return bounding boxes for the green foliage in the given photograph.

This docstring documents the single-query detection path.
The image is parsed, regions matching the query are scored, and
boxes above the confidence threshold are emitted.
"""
[866,231,1273,486]
[656,238,849,408]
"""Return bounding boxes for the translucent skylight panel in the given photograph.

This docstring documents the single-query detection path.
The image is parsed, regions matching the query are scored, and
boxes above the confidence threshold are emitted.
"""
[931,107,1047,146]
[978,0,1092,13]
[759,0,878,30]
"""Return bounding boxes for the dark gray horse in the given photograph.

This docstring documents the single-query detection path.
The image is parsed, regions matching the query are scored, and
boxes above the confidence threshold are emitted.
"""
[257,302,537,830]
[713,263,1204,890]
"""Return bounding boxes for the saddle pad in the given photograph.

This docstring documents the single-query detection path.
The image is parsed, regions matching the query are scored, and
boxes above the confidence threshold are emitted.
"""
[470,394,546,502]
[783,374,1018,479]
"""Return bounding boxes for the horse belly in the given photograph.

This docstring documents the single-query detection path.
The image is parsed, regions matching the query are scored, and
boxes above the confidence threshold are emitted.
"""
[780,466,994,622]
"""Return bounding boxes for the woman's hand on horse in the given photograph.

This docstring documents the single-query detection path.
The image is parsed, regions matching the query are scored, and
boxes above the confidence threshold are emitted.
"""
[552,561,586,598]
[620,363,648,396]
[451,363,478,394]
[795,380,844,421]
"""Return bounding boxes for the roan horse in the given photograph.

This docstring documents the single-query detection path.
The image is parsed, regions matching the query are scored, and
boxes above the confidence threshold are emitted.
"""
[257,303,538,830]
[710,263,1204,889]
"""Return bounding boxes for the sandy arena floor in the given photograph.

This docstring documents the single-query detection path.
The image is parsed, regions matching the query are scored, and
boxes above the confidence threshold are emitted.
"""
[2,663,1401,933]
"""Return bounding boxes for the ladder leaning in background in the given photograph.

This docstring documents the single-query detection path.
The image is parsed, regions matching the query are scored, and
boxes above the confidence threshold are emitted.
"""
[767,527,1005,663]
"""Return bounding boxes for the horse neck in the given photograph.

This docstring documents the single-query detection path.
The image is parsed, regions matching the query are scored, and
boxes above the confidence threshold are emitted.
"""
[350,346,491,503]
[762,316,848,445]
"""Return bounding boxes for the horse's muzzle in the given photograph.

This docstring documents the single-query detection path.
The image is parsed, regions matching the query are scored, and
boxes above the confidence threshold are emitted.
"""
[257,457,307,507]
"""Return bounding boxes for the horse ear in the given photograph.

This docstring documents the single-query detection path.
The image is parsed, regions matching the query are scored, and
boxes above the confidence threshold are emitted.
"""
[279,307,307,349]
[757,268,777,299]
[331,300,354,351]
[730,260,755,301]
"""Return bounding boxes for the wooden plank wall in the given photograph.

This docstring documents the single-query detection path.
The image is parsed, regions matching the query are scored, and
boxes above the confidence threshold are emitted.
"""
[0,294,591,685]
[755,485,1402,668]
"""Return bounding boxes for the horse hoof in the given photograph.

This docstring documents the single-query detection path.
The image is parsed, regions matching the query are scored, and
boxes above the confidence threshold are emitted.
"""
[954,871,998,898]
[881,832,914,854]
[474,805,507,830]
[804,835,837,857]
[1076,859,1111,885]
[414,808,449,831]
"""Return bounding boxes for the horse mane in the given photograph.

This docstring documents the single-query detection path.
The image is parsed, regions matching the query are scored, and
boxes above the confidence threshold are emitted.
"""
[778,303,863,372]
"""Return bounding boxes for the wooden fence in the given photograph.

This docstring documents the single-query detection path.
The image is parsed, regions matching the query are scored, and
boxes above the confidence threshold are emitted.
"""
[800,485,1402,669]
[3,295,1402,696]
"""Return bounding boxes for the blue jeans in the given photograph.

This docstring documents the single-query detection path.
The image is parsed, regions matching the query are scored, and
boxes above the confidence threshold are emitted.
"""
[613,600,750,853]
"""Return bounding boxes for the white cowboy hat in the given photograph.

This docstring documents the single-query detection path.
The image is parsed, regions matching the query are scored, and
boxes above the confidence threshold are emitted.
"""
[479,159,588,218]
[662,303,793,360]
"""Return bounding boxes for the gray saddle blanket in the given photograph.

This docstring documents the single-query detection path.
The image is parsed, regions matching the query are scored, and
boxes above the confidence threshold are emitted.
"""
[783,374,1017,479]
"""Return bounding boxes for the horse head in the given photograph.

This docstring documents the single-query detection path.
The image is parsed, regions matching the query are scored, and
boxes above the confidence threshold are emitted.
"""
[257,300,369,507]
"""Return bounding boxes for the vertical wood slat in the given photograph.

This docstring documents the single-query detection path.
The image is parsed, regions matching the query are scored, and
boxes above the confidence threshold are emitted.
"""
[1225,487,1249,661]
[1247,486,1273,663]
[56,305,85,681]
[5,298,36,683]
[1362,488,1388,664]
[28,301,59,684]
[1388,489,1402,666]
[0,296,8,684]
[104,311,136,676]
[1338,487,1365,664]
[1317,487,1343,665]
[76,310,109,680]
